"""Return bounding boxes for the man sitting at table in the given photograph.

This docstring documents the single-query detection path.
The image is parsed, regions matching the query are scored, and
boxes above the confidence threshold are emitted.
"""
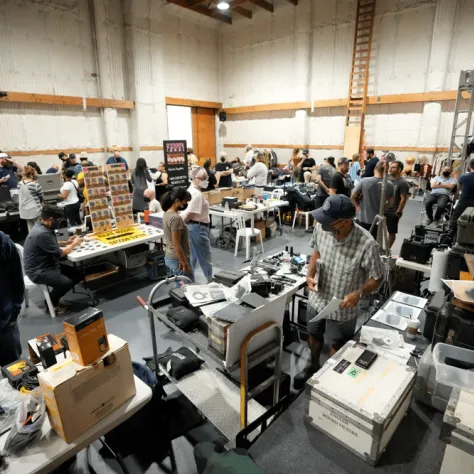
[23,206,83,317]
[293,195,384,389]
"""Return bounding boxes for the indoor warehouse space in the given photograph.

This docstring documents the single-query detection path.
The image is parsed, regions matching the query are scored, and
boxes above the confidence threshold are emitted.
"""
[1,0,474,472]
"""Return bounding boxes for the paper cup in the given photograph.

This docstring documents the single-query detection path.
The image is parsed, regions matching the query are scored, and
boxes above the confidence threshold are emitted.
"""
[406,319,420,340]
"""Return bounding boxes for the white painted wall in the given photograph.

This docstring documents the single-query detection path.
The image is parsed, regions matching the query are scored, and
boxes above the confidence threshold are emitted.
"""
[220,0,474,165]
[0,0,220,171]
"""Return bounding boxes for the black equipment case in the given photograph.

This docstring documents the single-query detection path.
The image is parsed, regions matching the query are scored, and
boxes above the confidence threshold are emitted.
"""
[432,301,474,351]
[446,243,474,279]
[456,207,474,246]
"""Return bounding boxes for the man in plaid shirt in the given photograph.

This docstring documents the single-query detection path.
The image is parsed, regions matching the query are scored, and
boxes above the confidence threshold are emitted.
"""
[294,194,384,389]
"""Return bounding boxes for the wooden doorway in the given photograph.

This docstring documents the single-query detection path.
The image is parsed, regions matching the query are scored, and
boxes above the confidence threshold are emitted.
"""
[192,107,216,165]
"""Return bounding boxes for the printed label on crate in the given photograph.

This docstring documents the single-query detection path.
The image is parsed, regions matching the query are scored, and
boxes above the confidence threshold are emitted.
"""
[347,366,361,379]
[94,226,148,246]
[333,359,351,374]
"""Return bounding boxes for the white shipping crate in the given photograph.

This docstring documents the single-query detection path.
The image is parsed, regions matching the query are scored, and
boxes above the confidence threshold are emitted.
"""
[304,341,416,465]
[441,389,474,459]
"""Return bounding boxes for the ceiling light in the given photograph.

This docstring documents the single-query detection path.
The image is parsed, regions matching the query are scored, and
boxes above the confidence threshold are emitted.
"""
[217,1,229,10]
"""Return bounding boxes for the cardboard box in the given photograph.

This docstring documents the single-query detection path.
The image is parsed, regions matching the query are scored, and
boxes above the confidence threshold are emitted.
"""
[64,308,109,366]
[38,334,136,443]
[204,190,221,206]
[232,187,255,200]
[254,219,267,242]
[220,187,233,198]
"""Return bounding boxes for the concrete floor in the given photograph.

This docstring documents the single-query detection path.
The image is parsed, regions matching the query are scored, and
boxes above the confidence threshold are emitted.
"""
[14,199,422,473]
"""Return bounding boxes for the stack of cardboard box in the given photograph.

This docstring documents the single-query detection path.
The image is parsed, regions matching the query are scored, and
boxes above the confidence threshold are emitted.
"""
[38,309,136,443]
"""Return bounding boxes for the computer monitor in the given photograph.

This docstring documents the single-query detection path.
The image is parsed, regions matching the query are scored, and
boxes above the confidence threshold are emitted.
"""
[37,174,63,200]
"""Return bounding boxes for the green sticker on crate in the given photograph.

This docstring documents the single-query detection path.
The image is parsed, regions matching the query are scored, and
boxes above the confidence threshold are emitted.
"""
[347,366,361,379]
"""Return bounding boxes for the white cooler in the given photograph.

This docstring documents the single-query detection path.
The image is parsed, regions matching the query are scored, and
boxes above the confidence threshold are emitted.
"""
[304,340,416,465]
[440,388,474,473]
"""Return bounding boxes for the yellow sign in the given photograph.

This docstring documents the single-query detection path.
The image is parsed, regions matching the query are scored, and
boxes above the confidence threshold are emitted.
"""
[94,226,148,246]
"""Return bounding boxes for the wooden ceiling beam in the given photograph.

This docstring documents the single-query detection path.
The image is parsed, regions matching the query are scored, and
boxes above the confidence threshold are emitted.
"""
[286,0,298,4]
[167,0,232,24]
[187,0,207,5]
[251,0,273,12]
[233,5,252,18]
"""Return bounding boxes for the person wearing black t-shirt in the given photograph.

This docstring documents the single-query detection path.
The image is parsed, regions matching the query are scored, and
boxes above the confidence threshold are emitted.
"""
[215,152,233,188]
[329,157,352,197]
[362,148,379,178]
[298,149,316,183]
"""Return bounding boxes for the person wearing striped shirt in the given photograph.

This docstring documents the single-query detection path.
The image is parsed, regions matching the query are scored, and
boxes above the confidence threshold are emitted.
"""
[18,165,44,232]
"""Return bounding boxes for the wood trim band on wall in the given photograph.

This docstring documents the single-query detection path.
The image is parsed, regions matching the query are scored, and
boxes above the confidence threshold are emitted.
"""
[5,146,161,157]
[224,144,449,153]
[0,92,134,109]
[222,90,464,115]
[165,97,222,109]
[224,144,345,150]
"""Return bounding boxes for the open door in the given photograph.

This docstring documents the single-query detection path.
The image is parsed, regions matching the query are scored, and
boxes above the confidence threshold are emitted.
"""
[192,107,216,165]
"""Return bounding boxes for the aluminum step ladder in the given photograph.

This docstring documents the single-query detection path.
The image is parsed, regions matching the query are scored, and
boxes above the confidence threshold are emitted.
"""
[447,70,474,170]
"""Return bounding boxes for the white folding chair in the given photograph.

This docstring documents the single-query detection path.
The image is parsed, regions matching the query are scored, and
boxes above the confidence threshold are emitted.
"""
[15,244,56,318]
[234,214,264,260]
[292,206,312,231]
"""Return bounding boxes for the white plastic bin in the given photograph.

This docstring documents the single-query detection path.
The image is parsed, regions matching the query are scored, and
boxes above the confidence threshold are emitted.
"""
[433,343,474,394]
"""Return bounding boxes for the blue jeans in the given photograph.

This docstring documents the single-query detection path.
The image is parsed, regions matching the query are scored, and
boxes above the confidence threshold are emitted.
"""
[188,223,213,282]
[165,256,195,283]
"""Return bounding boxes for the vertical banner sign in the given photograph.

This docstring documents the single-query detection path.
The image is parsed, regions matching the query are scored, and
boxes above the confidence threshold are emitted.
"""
[163,140,189,188]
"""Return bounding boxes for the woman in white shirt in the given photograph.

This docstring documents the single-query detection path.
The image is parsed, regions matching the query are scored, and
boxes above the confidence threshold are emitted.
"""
[247,152,268,187]
[58,169,82,226]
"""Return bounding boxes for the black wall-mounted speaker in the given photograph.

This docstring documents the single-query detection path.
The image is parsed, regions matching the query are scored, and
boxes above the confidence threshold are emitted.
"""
[219,111,227,122]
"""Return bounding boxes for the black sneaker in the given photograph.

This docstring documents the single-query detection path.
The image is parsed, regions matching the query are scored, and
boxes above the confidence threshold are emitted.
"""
[293,365,319,390]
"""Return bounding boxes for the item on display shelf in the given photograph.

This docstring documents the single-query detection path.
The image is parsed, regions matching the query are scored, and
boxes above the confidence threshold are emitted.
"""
[432,301,474,351]
[169,287,189,307]
[457,208,474,246]
[433,344,474,394]
[38,335,136,443]
[94,225,149,246]
[213,302,252,323]
[423,290,446,342]
[359,326,404,350]
[207,315,231,355]
[63,307,109,366]
[382,301,422,321]
[414,345,453,412]
[371,309,408,331]
[390,291,428,308]
[255,261,280,275]
[439,388,474,473]
[354,349,378,369]
[166,306,200,333]
[2,388,46,455]
[0,379,25,436]
[156,347,204,380]
[149,212,164,229]
[249,275,273,297]
[214,269,246,286]
[36,339,57,369]
[400,237,432,264]
[305,341,416,466]
[1,359,38,389]
[185,284,227,307]
[222,196,239,208]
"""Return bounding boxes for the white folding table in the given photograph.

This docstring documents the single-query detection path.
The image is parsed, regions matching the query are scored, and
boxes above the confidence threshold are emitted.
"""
[0,376,152,474]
